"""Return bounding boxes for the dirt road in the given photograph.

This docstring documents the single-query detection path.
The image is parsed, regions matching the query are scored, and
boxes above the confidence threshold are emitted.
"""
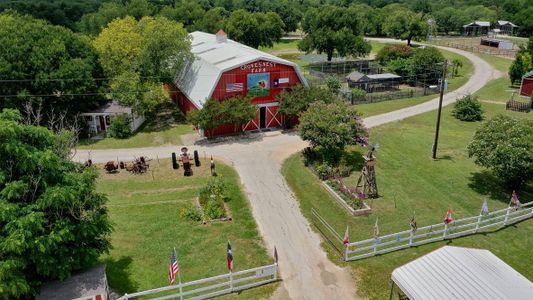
[74,45,500,299]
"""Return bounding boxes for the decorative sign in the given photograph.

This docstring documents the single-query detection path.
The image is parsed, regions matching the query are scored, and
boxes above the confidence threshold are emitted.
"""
[255,265,276,278]
[240,61,277,73]
[247,73,270,97]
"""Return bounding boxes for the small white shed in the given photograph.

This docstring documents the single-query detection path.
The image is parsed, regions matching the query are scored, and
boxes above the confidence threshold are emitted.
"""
[81,101,145,135]
[390,246,533,300]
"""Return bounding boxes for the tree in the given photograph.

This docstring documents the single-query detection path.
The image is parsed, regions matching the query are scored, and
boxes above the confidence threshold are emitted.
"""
[376,44,415,63]
[186,99,225,137]
[108,114,132,138]
[0,12,104,120]
[299,6,371,61]
[93,16,191,113]
[433,7,467,34]
[299,101,367,163]
[159,0,205,30]
[225,9,284,48]
[509,52,532,86]
[0,109,112,298]
[452,94,483,121]
[384,9,428,46]
[277,85,338,125]
[193,7,229,33]
[409,47,445,85]
[467,115,533,188]
[325,76,341,94]
[221,96,256,132]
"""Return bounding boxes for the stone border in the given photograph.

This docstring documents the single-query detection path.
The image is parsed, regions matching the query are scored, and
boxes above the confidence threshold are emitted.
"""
[194,197,233,224]
[320,181,372,216]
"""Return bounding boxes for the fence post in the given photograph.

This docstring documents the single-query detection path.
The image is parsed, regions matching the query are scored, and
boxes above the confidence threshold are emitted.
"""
[443,224,448,239]
[409,230,413,246]
[274,263,277,281]
[504,206,511,225]
[475,214,482,232]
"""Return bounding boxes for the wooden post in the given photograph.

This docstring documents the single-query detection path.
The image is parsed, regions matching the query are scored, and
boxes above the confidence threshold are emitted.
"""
[274,263,278,281]
[409,230,413,246]
[389,281,395,300]
[443,223,448,239]
[229,270,233,292]
[432,61,448,159]
[475,214,482,232]
[178,272,184,300]
[504,206,511,225]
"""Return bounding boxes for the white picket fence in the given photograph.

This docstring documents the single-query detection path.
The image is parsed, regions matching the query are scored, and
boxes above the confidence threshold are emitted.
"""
[345,201,533,261]
[117,263,277,300]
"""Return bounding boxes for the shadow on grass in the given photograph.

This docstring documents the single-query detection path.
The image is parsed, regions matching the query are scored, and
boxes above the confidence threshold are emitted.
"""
[342,149,366,172]
[100,256,137,294]
[468,170,510,202]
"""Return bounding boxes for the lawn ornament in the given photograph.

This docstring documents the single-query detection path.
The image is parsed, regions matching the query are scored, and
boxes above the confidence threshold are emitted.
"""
[104,161,118,173]
[194,150,200,167]
[171,152,179,170]
[355,145,378,198]
[126,156,150,174]
[180,148,192,176]
[119,161,125,169]
[210,156,216,176]
[84,159,92,167]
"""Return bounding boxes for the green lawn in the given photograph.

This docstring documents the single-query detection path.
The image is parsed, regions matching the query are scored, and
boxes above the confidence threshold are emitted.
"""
[475,77,518,103]
[354,48,474,117]
[78,103,194,150]
[474,53,513,72]
[282,103,532,299]
[98,159,276,299]
[259,39,300,53]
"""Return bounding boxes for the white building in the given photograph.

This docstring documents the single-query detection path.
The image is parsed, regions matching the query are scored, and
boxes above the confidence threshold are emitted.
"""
[81,101,145,135]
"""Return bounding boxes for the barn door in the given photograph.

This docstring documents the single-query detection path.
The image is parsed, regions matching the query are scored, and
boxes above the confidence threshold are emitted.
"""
[259,107,267,129]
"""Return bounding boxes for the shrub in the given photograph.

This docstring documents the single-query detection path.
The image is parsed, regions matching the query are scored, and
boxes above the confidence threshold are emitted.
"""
[325,76,341,93]
[376,44,414,63]
[315,162,333,180]
[198,177,230,220]
[180,204,202,222]
[452,95,484,121]
[351,88,366,101]
[108,114,132,138]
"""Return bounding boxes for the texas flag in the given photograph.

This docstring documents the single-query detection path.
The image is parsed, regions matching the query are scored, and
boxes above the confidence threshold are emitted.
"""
[273,78,289,88]
[227,240,233,271]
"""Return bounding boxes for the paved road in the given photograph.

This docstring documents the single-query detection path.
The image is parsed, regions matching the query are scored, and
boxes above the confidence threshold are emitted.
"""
[74,45,500,300]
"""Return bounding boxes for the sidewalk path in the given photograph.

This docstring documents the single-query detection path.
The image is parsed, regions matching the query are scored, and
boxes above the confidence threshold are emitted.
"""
[74,45,500,300]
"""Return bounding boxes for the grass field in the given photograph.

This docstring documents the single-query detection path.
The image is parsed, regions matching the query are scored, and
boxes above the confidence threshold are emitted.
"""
[282,102,532,299]
[78,103,194,150]
[354,48,475,117]
[97,159,276,299]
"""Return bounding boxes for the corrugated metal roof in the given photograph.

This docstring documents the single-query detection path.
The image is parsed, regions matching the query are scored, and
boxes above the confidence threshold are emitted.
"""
[175,31,308,109]
[497,20,518,27]
[392,246,533,300]
[523,70,533,78]
[346,71,366,82]
[82,101,132,114]
[464,21,491,27]
[367,73,401,80]
[37,265,107,300]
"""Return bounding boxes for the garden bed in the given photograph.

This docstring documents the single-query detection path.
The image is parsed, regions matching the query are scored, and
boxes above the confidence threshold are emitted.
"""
[321,181,372,216]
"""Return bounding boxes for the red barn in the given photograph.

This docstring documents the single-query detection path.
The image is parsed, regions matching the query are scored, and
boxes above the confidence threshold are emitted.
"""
[171,30,307,137]
[519,70,533,97]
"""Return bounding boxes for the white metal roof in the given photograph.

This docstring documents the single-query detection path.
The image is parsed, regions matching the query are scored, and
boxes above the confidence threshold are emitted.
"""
[175,31,307,109]
[497,20,518,27]
[464,21,491,27]
[367,73,401,80]
[392,246,533,300]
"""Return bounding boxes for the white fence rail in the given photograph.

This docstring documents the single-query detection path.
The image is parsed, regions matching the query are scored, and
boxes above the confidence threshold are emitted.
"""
[117,263,277,300]
[345,201,533,261]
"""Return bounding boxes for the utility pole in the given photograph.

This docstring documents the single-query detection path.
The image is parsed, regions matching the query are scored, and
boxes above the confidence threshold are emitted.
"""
[432,60,447,159]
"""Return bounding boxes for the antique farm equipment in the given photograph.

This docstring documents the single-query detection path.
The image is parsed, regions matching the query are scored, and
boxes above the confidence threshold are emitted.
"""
[171,152,179,170]
[84,159,93,167]
[104,161,118,173]
[210,156,216,176]
[125,156,150,174]
[194,150,201,167]
[355,146,378,198]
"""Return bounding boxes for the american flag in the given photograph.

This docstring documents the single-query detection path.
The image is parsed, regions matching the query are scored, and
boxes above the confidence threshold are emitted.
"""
[444,208,453,225]
[511,191,521,208]
[227,240,233,271]
[168,248,179,285]
[226,83,243,93]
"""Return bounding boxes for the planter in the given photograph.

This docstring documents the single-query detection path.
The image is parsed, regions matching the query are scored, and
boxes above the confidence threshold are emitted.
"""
[321,181,372,216]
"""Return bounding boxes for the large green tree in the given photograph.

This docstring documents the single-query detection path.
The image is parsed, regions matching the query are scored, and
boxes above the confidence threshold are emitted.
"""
[467,115,533,188]
[384,8,428,46]
[509,52,532,86]
[93,16,191,113]
[0,12,104,119]
[225,9,285,48]
[277,85,338,126]
[298,101,367,163]
[193,7,229,33]
[0,109,112,298]
[299,5,371,61]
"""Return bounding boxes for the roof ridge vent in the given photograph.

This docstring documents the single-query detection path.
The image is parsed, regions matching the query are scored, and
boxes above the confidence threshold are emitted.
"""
[216,29,227,43]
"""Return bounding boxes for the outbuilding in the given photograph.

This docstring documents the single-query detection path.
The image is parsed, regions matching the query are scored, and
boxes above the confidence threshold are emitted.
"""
[170,30,307,137]
[519,70,533,97]
[81,101,145,136]
[463,21,490,36]
[495,21,518,36]
[346,71,401,92]
[389,246,533,300]
[37,265,110,300]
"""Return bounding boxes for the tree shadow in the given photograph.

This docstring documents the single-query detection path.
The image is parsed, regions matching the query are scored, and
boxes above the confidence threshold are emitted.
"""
[100,256,137,294]
[468,170,510,203]
[342,149,365,171]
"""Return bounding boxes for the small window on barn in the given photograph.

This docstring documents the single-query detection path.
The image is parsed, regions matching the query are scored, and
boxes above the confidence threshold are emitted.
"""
[105,115,111,126]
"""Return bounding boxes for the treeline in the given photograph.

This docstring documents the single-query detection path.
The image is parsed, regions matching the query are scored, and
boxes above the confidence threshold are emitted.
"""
[1,0,531,37]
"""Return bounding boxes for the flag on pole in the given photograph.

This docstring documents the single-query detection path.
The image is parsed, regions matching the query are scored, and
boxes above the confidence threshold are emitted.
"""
[373,218,380,239]
[410,213,417,232]
[343,226,350,247]
[227,240,233,271]
[480,199,489,215]
[511,191,521,208]
[444,208,453,225]
[274,247,278,264]
[168,248,179,285]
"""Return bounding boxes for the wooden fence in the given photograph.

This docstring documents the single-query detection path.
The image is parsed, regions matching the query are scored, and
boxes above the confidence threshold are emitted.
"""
[431,40,516,58]
[339,87,438,105]
[345,201,533,261]
[506,99,531,113]
[117,263,277,300]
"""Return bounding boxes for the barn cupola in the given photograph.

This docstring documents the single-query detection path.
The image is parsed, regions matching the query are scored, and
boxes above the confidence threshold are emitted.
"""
[215,29,227,43]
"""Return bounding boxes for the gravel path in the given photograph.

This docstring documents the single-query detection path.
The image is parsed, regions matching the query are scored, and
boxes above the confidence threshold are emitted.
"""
[74,45,500,300]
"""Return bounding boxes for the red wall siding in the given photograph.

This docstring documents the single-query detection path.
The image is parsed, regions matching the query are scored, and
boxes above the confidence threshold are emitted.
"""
[520,76,533,97]
[165,84,197,113]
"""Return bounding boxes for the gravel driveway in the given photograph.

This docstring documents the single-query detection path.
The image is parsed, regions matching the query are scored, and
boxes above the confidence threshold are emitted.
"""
[74,45,500,300]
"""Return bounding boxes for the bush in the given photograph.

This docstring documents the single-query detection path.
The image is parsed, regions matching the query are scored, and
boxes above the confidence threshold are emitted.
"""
[452,95,484,121]
[198,177,230,220]
[315,162,333,180]
[180,204,202,222]
[376,44,414,63]
[351,88,366,101]
[325,76,341,93]
[108,114,132,138]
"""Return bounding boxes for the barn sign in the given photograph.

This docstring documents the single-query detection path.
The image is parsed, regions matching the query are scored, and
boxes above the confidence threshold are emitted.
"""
[240,61,277,73]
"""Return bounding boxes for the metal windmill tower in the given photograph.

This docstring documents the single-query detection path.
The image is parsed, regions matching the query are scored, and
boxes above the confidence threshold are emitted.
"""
[356,146,378,198]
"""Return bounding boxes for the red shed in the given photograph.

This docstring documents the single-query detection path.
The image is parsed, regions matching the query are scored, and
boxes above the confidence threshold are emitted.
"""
[171,30,308,137]
[519,70,533,97]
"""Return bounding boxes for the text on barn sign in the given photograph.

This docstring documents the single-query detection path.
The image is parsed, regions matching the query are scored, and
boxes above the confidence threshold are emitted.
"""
[240,61,277,73]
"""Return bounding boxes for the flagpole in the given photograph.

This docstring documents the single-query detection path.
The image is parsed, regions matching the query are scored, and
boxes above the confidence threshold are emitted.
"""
[229,269,233,292]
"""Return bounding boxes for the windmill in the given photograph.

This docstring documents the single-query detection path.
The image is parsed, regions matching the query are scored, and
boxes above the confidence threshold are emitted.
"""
[356,144,379,199]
